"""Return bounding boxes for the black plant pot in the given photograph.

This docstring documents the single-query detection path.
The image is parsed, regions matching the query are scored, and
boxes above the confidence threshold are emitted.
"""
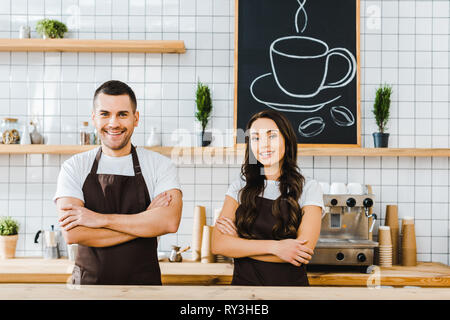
[198,131,213,147]
[372,132,389,148]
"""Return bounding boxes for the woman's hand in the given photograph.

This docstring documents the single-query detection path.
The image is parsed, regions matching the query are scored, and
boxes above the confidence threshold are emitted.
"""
[215,217,238,237]
[270,239,314,266]
[147,191,172,211]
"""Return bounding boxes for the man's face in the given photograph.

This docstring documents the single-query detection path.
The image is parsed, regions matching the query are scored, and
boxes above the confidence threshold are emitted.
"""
[92,93,139,152]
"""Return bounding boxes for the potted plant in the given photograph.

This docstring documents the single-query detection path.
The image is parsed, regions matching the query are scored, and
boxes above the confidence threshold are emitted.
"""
[0,216,19,259]
[372,84,392,148]
[36,19,68,39]
[195,81,213,147]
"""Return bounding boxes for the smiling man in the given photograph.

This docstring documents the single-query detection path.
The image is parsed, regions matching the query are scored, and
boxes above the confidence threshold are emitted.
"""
[54,80,182,285]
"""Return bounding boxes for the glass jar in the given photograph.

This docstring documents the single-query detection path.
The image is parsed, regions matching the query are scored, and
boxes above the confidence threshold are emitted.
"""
[1,118,21,144]
[79,121,95,145]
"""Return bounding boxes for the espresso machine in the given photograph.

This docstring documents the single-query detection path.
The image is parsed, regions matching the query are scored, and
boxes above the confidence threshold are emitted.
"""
[309,185,378,273]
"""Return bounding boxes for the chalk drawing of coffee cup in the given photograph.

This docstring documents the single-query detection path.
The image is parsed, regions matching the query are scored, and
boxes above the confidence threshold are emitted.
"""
[270,36,356,98]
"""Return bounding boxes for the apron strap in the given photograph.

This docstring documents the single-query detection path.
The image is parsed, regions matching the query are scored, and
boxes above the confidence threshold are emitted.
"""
[90,145,148,207]
[90,147,103,175]
[130,145,149,208]
[130,145,142,176]
[90,145,141,177]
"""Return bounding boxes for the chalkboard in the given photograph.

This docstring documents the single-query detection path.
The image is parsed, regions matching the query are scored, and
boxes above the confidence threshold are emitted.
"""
[234,0,360,146]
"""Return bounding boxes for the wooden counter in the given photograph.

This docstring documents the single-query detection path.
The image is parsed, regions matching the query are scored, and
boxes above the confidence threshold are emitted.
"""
[0,283,448,300]
[1,258,449,287]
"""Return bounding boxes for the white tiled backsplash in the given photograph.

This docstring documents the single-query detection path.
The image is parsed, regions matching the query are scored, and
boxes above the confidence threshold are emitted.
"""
[0,0,448,265]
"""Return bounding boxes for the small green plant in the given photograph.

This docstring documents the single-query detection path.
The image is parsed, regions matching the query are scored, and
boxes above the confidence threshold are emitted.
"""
[195,81,213,138]
[36,19,68,39]
[372,84,392,133]
[0,216,19,236]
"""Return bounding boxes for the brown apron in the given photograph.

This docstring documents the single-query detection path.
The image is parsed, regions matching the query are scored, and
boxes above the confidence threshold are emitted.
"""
[71,145,161,285]
[232,196,309,286]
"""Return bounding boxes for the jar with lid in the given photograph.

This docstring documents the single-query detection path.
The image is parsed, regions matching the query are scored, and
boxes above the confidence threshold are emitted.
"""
[1,118,21,144]
[79,121,95,145]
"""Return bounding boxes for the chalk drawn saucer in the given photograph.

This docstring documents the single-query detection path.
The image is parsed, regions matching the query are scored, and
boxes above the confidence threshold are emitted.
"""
[250,72,342,113]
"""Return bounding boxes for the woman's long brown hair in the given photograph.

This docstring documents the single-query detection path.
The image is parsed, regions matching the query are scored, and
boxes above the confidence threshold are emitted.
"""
[236,109,305,240]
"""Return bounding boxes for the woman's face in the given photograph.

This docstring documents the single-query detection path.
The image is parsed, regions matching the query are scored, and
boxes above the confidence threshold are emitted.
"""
[249,118,286,170]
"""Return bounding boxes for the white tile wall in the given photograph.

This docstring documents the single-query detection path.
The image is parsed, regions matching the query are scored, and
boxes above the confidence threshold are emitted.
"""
[0,0,448,264]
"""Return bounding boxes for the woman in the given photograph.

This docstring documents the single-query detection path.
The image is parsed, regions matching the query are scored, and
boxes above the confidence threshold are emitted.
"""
[211,109,324,286]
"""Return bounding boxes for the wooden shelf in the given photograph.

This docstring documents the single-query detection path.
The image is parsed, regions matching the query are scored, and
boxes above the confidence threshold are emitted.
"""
[297,147,450,157]
[0,38,186,53]
[0,145,449,157]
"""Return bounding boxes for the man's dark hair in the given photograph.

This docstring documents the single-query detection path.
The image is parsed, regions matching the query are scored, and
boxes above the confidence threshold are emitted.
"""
[93,80,137,112]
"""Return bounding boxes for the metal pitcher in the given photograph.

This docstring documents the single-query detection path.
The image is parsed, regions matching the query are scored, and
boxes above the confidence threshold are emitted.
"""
[34,225,61,259]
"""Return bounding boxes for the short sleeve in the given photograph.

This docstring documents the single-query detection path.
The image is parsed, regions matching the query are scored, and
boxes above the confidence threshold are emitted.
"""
[225,177,245,203]
[53,159,85,203]
[300,179,325,215]
[152,154,182,198]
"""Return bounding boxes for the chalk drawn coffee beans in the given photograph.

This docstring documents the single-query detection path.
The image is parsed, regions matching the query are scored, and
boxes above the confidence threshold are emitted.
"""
[330,106,355,127]
[298,116,325,138]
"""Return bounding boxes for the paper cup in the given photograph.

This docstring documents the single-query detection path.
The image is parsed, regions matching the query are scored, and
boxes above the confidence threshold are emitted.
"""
[401,223,417,266]
[401,248,417,266]
[401,224,416,249]
[385,205,399,265]
[385,205,399,228]
[401,216,414,230]
[378,226,392,246]
[347,182,364,195]
[213,207,222,225]
[67,244,78,262]
[329,182,348,195]
[378,244,393,267]
[319,182,330,194]
[201,226,215,263]
[191,206,206,261]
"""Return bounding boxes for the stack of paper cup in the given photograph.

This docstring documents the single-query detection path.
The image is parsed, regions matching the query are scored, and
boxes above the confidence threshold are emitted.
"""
[401,217,417,266]
[201,226,215,263]
[385,205,399,265]
[378,226,393,267]
[191,206,206,261]
[213,207,222,225]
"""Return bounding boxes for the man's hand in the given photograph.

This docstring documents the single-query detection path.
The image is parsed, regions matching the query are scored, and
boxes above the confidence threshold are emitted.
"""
[59,204,107,231]
[58,192,174,233]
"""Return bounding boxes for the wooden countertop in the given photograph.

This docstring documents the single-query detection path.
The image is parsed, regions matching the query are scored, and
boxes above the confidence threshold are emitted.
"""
[1,258,449,287]
[0,283,448,300]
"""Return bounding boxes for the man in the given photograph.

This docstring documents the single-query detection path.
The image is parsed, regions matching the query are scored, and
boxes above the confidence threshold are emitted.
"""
[54,80,182,285]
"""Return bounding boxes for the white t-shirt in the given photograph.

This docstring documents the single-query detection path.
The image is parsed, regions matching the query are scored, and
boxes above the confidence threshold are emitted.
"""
[53,146,181,204]
[225,175,325,215]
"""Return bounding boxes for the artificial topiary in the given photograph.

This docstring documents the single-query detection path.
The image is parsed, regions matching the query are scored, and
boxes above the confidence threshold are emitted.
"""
[372,84,392,133]
[0,216,19,236]
[195,81,213,140]
[36,19,68,39]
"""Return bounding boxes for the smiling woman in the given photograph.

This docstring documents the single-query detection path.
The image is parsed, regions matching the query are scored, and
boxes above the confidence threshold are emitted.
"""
[212,109,325,287]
